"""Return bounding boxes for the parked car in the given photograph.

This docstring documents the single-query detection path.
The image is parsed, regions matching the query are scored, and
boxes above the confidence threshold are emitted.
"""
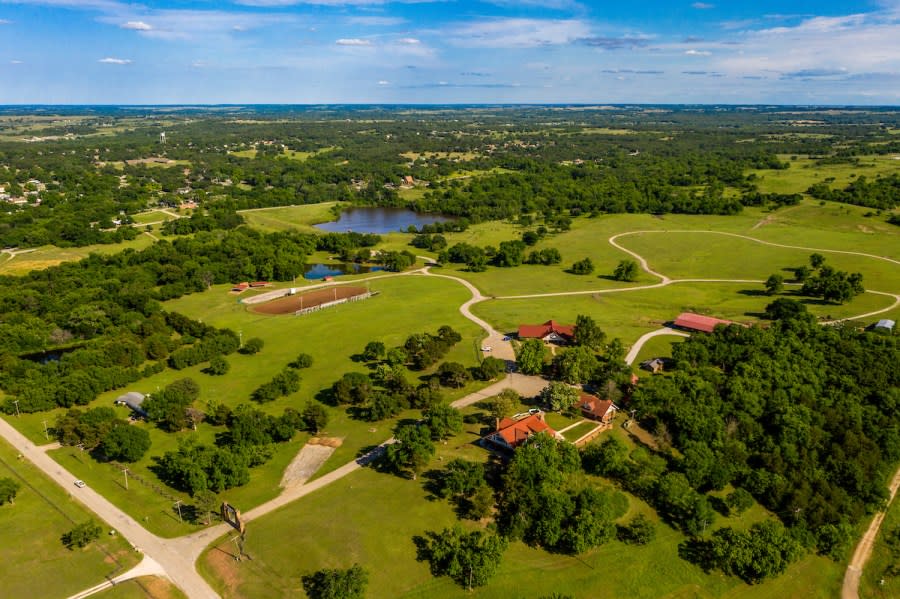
[481,346,492,352]
[74,480,86,488]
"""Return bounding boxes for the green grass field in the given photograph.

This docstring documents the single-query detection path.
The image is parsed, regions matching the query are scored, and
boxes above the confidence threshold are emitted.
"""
[198,419,843,599]
[94,576,188,599]
[238,202,347,233]
[0,234,156,275]
[860,488,900,598]
[0,436,140,598]
[473,282,892,350]
[12,274,485,537]
[749,154,900,196]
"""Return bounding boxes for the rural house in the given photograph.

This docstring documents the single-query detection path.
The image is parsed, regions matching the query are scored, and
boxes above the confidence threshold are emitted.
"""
[518,320,575,344]
[482,412,561,451]
[578,394,618,423]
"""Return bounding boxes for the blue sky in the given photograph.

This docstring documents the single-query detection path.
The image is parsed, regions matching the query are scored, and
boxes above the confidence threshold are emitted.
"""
[0,0,898,104]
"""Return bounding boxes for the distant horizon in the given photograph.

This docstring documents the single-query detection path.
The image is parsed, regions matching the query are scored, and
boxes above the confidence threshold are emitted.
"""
[0,1,898,104]
[0,103,898,109]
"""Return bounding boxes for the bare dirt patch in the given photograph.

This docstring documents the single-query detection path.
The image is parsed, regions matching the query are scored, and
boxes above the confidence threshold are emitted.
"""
[132,576,184,599]
[251,286,368,315]
[206,547,243,597]
[280,442,338,488]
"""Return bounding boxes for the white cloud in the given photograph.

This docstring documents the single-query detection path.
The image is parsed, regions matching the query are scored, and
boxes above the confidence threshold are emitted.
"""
[0,19,10,25]
[714,10,900,79]
[447,18,590,48]
[685,49,711,56]
[347,16,406,26]
[397,37,420,44]
[121,20,151,30]
[10,59,23,64]
[336,38,371,46]
[98,57,131,64]
[378,80,390,85]
[692,2,714,9]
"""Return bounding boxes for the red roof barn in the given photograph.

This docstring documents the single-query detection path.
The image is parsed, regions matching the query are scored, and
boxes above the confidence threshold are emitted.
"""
[673,312,736,334]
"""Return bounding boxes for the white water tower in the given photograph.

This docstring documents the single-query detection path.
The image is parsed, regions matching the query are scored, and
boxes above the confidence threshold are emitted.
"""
[159,132,166,144]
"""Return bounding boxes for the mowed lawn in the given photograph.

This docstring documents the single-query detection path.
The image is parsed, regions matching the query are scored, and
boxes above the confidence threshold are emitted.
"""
[13,274,486,537]
[0,435,139,598]
[617,230,900,293]
[94,576,187,599]
[238,202,347,233]
[198,423,843,599]
[472,282,894,349]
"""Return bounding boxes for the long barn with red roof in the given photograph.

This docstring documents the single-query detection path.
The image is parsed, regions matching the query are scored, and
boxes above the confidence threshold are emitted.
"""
[673,312,739,333]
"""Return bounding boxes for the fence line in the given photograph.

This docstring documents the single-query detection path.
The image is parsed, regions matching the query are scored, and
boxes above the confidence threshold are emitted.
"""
[293,291,377,316]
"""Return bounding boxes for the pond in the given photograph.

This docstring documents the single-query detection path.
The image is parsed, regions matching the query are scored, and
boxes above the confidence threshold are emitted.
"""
[303,263,384,280]
[314,207,451,234]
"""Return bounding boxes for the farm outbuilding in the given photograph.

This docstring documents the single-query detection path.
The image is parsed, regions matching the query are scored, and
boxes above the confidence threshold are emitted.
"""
[115,391,147,416]
[673,312,737,334]
[874,319,895,333]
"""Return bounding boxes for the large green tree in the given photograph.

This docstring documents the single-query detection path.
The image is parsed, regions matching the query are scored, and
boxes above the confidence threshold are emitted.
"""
[301,564,368,599]
[515,338,548,375]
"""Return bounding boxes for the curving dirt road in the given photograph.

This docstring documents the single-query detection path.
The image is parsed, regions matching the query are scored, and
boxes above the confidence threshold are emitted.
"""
[842,466,900,599]
[3,229,896,599]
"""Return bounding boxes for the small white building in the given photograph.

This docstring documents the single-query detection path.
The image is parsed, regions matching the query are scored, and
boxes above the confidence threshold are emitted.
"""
[874,319,895,333]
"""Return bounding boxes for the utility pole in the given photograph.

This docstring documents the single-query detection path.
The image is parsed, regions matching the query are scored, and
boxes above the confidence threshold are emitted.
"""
[174,500,183,523]
[122,467,129,490]
[42,419,49,440]
[239,330,243,349]
[12,399,20,418]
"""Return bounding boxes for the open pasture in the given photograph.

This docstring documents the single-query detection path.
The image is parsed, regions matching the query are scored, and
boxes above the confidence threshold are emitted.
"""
[748,154,900,195]
[199,428,842,599]
[12,274,484,536]
[0,436,139,597]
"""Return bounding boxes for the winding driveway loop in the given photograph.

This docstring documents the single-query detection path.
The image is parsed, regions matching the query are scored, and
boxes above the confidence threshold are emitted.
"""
[0,228,896,599]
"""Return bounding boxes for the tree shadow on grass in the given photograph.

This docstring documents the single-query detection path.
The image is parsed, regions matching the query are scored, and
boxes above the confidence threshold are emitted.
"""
[738,289,769,297]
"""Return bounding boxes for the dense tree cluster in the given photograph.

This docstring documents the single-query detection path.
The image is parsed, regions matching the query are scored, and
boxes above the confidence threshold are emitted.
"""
[627,302,898,558]
[498,432,627,554]
[417,526,508,589]
[0,227,386,415]
[807,174,899,209]
[54,406,152,462]
[155,402,324,495]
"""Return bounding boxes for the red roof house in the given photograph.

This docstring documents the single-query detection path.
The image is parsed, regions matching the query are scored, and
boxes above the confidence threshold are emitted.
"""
[249,281,270,288]
[518,320,575,343]
[231,282,250,293]
[483,412,561,450]
[579,394,618,423]
[673,312,736,334]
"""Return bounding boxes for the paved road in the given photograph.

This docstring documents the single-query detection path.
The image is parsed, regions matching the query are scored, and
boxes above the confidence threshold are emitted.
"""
[842,466,900,599]
[449,373,548,410]
[0,417,220,599]
[67,556,165,599]
[421,268,517,362]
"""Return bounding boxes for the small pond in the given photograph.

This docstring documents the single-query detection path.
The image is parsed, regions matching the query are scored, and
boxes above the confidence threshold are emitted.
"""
[303,263,384,280]
[314,207,451,234]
